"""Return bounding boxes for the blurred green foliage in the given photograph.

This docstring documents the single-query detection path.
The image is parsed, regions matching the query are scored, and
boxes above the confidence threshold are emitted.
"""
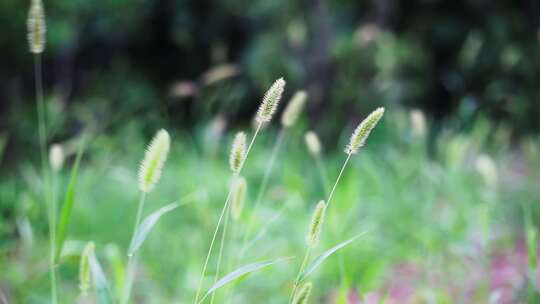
[1,0,540,155]
[1,107,540,302]
[1,0,540,302]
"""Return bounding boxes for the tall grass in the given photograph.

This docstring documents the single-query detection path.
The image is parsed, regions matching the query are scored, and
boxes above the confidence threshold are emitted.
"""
[6,100,540,302]
[27,1,57,302]
[234,90,307,270]
[10,7,540,301]
[194,78,286,304]
[121,129,171,304]
[289,107,384,302]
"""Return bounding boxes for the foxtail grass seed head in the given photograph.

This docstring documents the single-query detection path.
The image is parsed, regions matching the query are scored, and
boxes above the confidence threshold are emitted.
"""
[345,107,385,154]
[305,131,321,157]
[229,132,246,175]
[49,144,65,172]
[306,200,326,246]
[138,129,171,193]
[231,177,247,220]
[79,242,95,296]
[292,282,313,304]
[256,78,286,124]
[281,90,307,127]
[252,115,269,131]
[27,0,46,54]
[410,109,426,137]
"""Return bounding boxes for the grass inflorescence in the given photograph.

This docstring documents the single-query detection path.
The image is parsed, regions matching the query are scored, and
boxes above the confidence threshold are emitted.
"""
[15,7,537,303]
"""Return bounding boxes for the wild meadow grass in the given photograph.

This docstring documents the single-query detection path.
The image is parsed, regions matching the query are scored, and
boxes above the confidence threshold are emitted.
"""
[2,1,539,303]
[2,107,540,302]
[28,0,57,302]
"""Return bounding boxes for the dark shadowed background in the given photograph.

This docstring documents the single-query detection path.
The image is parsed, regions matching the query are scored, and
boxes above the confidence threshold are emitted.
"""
[1,0,540,163]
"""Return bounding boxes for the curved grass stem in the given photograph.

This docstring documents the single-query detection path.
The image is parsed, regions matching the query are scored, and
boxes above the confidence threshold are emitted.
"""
[210,194,232,304]
[287,153,352,302]
[34,53,58,304]
[241,129,286,253]
[288,247,312,303]
[225,129,286,302]
[121,192,147,304]
[194,123,263,304]
[324,153,352,295]
[194,186,233,304]
[326,153,351,208]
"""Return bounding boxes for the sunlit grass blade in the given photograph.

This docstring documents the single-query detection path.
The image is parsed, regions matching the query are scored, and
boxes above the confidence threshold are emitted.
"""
[89,248,114,304]
[299,233,366,281]
[54,137,86,263]
[199,257,293,303]
[128,202,179,256]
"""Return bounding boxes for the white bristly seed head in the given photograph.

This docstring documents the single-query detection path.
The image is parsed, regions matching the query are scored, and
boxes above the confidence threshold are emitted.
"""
[229,132,246,175]
[27,0,46,54]
[292,282,313,304]
[306,200,326,246]
[231,176,247,220]
[49,144,65,172]
[79,242,95,296]
[256,78,286,124]
[138,129,171,193]
[345,107,385,154]
[281,90,307,127]
[305,131,321,157]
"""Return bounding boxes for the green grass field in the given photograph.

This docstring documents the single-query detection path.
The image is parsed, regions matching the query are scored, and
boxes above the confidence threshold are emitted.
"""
[1,1,540,303]
[2,103,539,303]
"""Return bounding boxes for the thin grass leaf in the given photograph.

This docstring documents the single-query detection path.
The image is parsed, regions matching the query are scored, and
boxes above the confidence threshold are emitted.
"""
[199,257,293,303]
[89,250,113,304]
[54,137,86,262]
[299,233,366,281]
[128,202,179,256]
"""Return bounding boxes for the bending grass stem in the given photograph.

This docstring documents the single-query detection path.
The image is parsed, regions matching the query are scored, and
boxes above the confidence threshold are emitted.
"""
[34,54,47,175]
[325,153,352,295]
[289,247,312,303]
[241,129,286,254]
[34,53,58,304]
[121,193,147,304]
[194,123,263,304]
[121,256,138,304]
[130,193,148,250]
[288,153,352,302]
[241,123,262,172]
[210,196,232,304]
[225,129,286,303]
[326,153,352,208]
[193,174,233,304]
[223,218,240,303]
